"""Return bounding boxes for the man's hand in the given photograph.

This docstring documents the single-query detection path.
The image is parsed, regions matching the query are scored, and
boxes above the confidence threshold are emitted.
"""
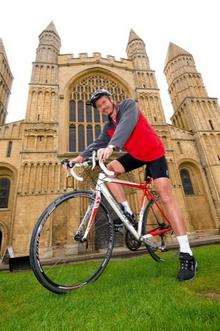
[69,155,85,166]
[97,147,114,162]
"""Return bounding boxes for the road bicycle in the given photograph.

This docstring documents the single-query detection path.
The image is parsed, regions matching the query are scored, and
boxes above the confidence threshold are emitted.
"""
[30,151,173,294]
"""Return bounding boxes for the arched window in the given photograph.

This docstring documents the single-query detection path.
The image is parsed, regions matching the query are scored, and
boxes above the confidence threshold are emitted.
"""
[95,125,101,139]
[0,177,10,208]
[86,102,93,122]
[78,125,85,152]
[93,108,100,122]
[102,114,108,122]
[69,100,76,122]
[180,169,194,195]
[69,125,76,152]
[87,125,93,146]
[78,101,84,122]
[69,72,130,152]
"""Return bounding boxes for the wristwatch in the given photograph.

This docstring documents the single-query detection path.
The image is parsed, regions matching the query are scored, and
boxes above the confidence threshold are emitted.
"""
[108,144,115,150]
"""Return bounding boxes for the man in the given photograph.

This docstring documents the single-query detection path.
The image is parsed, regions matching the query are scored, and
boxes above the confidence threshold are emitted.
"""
[70,89,197,281]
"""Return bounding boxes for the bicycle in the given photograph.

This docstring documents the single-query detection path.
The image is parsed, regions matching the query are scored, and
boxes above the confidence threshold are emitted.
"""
[29,151,173,294]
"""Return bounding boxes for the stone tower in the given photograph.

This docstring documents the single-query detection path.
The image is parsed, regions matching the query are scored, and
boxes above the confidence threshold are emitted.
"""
[26,21,61,122]
[126,29,166,125]
[0,38,13,125]
[164,42,220,221]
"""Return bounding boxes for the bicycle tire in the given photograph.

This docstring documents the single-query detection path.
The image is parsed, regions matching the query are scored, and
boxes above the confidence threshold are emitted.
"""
[30,190,114,294]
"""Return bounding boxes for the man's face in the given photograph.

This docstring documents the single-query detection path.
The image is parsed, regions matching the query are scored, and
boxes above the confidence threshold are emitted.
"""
[95,96,114,115]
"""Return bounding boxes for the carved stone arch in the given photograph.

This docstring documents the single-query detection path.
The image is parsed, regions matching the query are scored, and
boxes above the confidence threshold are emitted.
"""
[64,67,133,98]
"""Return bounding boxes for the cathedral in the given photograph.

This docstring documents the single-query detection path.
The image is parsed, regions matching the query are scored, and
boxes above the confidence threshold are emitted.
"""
[0,22,220,259]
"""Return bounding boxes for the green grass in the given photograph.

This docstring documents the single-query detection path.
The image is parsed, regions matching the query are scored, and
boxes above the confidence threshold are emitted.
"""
[0,244,220,331]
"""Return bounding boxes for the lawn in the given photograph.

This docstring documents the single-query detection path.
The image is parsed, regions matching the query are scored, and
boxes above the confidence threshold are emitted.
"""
[0,244,219,331]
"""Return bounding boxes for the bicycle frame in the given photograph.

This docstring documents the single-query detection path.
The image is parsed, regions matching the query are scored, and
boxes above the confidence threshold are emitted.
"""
[81,171,172,244]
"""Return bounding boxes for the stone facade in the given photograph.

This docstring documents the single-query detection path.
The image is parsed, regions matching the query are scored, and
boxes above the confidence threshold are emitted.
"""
[0,23,219,258]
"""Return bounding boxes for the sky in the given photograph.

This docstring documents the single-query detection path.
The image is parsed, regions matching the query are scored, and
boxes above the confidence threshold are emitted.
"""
[1,0,219,124]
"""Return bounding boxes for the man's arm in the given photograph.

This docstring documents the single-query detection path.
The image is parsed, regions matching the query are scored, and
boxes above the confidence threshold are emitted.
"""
[108,99,139,149]
[80,123,110,159]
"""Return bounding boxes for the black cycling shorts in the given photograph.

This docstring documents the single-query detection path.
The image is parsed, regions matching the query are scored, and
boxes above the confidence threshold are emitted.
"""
[116,153,169,180]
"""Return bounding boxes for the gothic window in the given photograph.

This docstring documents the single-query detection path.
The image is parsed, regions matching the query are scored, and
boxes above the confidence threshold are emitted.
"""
[180,169,194,195]
[69,71,129,152]
[78,125,85,151]
[69,100,76,121]
[69,125,76,152]
[78,101,84,122]
[95,125,101,138]
[86,102,92,122]
[87,125,93,146]
[93,108,100,122]
[102,114,108,122]
[0,177,10,208]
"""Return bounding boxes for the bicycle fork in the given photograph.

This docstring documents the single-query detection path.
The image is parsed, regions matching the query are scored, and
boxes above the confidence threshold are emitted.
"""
[74,191,101,243]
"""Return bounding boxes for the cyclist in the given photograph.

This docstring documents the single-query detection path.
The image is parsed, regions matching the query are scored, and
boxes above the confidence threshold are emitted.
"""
[70,89,197,281]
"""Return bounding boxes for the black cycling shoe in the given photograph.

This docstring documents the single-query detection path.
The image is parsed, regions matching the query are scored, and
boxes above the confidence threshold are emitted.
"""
[177,252,197,281]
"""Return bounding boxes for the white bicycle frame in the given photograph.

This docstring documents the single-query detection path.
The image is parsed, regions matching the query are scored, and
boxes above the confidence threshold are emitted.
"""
[66,151,156,246]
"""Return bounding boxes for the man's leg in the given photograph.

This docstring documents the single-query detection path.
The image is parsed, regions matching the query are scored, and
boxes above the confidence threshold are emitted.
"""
[106,160,126,202]
[153,177,197,281]
[106,160,133,215]
[153,177,187,236]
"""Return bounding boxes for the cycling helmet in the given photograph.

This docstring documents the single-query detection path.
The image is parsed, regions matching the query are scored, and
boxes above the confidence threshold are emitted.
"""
[90,89,112,108]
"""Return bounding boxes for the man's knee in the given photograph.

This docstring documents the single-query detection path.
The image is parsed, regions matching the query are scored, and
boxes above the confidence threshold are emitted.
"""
[153,178,173,204]
[107,160,125,175]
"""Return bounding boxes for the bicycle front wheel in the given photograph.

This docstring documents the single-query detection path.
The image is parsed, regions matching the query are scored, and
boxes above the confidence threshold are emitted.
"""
[30,190,114,294]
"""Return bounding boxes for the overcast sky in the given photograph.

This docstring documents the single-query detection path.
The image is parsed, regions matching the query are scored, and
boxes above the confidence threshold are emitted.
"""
[1,0,219,124]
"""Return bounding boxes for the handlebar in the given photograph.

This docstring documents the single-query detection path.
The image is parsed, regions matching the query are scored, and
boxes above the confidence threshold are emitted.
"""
[61,150,115,181]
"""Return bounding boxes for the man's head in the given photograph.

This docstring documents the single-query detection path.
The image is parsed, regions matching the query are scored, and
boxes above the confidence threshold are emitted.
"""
[90,89,114,115]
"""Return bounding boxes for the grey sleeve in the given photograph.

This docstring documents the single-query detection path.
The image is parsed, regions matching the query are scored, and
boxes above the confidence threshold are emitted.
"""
[80,123,110,159]
[109,99,139,149]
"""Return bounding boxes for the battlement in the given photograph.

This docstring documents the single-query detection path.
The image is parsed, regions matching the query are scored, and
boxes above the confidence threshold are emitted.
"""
[58,52,132,69]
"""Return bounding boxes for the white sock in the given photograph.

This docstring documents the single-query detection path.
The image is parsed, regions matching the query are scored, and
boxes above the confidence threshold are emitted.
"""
[176,235,193,256]
[121,201,133,215]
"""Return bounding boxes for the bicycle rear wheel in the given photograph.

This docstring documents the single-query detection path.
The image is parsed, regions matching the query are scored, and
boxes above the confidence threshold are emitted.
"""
[142,198,173,262]
[30,190,114,294]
